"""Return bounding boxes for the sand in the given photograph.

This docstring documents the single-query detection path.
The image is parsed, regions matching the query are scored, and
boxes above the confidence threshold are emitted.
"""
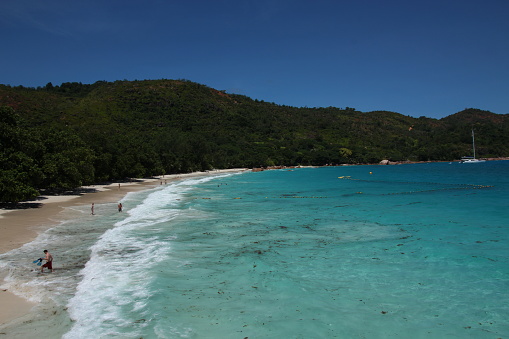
[0,169,248,327]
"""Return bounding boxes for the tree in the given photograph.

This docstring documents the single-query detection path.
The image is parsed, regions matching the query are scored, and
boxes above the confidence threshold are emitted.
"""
[0,106,40,202]
[38,129,95,189]
[338,147,352,162]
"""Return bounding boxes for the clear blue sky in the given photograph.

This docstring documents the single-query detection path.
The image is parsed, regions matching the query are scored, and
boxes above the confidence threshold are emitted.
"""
[1,0,508,118]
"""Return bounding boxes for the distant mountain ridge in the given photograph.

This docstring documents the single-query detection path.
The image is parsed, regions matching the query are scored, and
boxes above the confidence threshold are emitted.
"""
[1,79,508,202]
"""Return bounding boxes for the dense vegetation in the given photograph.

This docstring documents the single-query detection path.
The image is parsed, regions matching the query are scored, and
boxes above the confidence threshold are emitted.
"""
[1,79,508,202]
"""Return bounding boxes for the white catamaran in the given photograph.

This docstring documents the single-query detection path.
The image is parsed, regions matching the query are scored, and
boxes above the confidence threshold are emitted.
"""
[460,129,486,163]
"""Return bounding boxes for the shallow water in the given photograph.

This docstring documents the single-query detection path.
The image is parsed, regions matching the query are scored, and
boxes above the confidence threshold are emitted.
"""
[1,162,508,338]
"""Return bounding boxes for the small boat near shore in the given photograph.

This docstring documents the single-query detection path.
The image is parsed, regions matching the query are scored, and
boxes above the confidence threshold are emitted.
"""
[460,129,486,163]
[460,156,485,163]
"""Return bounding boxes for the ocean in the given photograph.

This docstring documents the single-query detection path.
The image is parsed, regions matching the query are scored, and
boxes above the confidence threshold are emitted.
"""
[1,161,508,338]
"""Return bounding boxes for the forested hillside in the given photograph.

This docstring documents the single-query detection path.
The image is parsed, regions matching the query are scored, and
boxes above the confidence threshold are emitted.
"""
[1,79,508,202]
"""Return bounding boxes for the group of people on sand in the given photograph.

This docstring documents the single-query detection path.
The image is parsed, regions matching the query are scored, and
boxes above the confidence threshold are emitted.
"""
[90,202,123,215]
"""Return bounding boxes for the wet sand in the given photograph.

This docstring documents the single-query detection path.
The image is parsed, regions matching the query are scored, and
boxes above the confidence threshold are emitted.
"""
[0,169,248,327]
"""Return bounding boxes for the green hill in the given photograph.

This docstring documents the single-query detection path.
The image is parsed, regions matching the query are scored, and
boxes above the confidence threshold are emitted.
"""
[1,79,508,202]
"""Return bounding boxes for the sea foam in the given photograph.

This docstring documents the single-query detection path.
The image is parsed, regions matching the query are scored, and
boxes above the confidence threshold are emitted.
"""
[63,173,239,338]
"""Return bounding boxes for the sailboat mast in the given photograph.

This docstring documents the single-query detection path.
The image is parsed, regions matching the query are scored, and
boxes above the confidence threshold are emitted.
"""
[472,129,476,159]
[460,128,485,162]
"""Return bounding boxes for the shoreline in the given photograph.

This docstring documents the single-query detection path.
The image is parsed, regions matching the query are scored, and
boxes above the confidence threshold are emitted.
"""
[2,159,508,328]
[251,157,509,171]
[0,169,248,327]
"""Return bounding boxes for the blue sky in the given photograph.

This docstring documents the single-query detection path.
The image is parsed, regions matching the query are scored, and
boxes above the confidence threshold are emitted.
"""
[1,0,508,118]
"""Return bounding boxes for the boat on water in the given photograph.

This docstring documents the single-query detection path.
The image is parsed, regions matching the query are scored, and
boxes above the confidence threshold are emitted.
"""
[460,156,485,163]
[460,129,486,163]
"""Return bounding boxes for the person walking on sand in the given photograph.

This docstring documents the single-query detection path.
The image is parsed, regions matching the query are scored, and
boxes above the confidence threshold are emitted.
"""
[41,250,53,273]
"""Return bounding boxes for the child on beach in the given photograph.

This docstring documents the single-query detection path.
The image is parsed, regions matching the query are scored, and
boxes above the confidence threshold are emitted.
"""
[41,250,53,273]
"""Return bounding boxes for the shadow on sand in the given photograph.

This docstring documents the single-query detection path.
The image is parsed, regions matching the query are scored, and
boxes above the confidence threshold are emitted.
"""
[0,178,149,211]
[0,188,99,211]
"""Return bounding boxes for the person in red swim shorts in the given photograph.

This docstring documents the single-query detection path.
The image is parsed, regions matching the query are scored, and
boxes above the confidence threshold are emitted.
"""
[41,250,53,273]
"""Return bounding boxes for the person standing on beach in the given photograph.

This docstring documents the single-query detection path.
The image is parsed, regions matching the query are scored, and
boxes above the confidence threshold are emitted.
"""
[41,250,53,273]
[91,203,95,215]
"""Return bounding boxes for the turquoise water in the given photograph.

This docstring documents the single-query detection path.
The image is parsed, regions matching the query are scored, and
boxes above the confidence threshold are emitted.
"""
[1,162,508,338]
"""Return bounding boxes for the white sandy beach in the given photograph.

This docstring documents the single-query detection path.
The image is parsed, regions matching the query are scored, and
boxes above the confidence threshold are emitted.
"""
[0,169,248,328]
